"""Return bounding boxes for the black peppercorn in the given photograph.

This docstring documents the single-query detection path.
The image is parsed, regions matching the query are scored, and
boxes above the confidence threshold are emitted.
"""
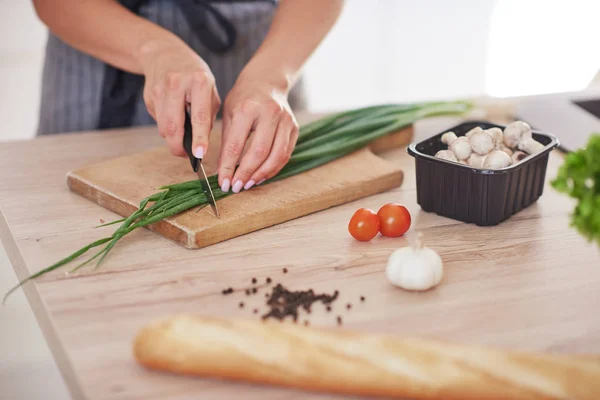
[283,268,288,273]
[245,289,250,295]
[326,306,332,312]
[252,288,257,294]
[346,303,352,310]
[266,277,272,284]
[337,316,342,325]
[260,284,340,323]
[252,278,257,284]
[360,296,365,302]
[239,302,244,308]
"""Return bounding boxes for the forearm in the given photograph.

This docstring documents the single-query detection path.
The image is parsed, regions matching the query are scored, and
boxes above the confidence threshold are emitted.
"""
[32,0,186,74]
[240,0,344,92]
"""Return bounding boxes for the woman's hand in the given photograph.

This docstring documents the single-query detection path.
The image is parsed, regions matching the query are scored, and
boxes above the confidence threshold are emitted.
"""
[140,40,220,159]
[217,76,299,193]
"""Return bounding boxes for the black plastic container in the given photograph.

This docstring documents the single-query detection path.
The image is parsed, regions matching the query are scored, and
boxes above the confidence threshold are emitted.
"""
[407,120,559,226]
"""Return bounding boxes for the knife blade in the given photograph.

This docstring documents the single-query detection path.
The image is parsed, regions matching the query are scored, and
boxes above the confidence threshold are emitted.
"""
[182,106,219,218]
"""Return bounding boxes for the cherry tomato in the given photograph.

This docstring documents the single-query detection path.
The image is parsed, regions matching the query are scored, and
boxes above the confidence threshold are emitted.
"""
[348,208,380,241]
[377,203,411,237]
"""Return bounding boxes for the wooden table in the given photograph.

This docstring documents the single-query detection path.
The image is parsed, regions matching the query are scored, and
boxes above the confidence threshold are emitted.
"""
[1,107,599,400]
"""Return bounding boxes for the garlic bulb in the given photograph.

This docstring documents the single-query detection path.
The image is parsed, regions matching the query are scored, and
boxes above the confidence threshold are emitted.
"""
[385,233,443,291]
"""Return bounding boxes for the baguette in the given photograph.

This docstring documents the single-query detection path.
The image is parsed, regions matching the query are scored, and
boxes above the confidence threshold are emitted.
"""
[133,314,600,400]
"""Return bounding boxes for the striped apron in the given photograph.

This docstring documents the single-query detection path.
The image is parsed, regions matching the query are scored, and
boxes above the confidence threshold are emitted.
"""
[36,0,307,136]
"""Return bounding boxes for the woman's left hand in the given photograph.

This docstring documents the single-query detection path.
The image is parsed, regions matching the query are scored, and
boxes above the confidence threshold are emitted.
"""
[217,76,299,193]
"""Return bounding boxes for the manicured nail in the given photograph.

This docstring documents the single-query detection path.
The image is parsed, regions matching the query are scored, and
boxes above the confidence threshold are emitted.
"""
[244,180,255,190]
[257,179,266,185]
[221,178,230,192]
[232,180,244,193]
[193,147,204,159]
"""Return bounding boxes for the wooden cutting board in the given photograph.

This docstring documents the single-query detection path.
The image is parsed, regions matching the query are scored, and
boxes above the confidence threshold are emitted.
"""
[66,123,413,249]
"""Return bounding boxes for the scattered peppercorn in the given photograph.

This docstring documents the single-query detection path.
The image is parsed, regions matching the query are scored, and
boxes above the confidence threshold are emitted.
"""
[326,306,332,312]
[360,296,365,302]
[346,303,352,310]
[252,278,257,284]
[221,287,234,295]
[283,268,288,273]
[239,302,244,308]
[337,316,343,325]
[252,288,257,294]
[265,293,269,298]
[261,284,339,322]
[245,289,250,295]
[266,277,272,284]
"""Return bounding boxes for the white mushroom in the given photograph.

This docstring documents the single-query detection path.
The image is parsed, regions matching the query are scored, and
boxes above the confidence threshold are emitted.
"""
[511,151,528,164]
[470,131,495,156]
[441,131,457,145]
[484,127,504,146]
[483,150,512,169]
[465,126,483,139]
[434,150,458,162]
[518,137,545,155]
[503,121,532,149]
[467,153,486,168]
[499,145,513,156]
[449,137,472,160]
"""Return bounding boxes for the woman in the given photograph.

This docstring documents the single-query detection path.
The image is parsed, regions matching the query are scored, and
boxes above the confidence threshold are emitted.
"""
[33,0,344,193]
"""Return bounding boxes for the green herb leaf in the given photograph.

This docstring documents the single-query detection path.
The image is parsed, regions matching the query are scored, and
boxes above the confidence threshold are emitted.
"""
[551,133,600,247]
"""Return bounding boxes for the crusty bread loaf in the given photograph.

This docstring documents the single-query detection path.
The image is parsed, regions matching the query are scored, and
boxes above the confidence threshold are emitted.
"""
[133,314,600,400]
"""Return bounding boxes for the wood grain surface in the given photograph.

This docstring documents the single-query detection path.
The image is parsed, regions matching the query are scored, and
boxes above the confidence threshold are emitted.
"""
[0,109,599,400]
[65,124,412,249]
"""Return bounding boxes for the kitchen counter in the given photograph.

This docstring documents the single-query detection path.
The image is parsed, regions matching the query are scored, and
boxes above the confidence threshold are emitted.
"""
[0,106,599,400]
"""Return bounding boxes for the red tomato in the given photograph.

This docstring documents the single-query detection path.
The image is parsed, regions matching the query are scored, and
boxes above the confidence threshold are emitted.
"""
[348,208,380,241]
[377,203,411,237]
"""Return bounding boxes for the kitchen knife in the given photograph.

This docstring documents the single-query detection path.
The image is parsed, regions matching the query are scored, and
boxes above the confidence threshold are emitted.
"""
[182,106,219,218]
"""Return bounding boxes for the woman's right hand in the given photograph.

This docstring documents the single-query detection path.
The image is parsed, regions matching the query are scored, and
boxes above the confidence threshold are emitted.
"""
[140,39,220,159]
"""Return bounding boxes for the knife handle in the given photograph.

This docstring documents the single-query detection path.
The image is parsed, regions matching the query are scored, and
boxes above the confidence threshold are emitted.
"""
[182,107,199,172]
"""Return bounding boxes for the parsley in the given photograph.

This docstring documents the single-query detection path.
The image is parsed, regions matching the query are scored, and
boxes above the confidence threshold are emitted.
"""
[551,134,600,247]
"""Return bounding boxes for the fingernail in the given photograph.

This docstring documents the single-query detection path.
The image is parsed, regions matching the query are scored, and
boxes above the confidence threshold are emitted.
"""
[232,180,244,193]
[244,180,255,190]
[257,179,266,185]
[221,178,230,192]
[193,147,204,159]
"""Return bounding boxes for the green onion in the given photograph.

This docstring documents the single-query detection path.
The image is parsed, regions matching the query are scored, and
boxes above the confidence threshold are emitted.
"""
[2,101,471,304]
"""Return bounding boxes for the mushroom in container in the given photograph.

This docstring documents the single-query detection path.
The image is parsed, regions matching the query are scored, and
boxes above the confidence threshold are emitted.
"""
[434,121,546,169]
